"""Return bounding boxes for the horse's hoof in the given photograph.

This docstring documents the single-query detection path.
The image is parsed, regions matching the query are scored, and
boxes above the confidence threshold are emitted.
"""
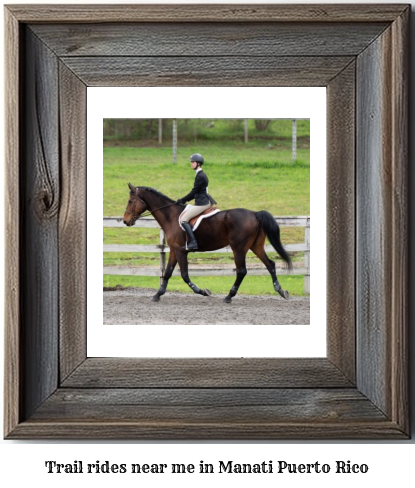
[202,288,212,297]
[224,296,232,304]
[151,295,160,302]
[278,289,290,300]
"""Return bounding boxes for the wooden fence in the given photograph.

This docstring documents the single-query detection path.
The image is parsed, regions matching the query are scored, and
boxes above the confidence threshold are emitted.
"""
[103,216,310,293]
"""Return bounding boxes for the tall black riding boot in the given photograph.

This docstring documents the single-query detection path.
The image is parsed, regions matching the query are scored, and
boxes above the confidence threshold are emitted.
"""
[181,221,198,251]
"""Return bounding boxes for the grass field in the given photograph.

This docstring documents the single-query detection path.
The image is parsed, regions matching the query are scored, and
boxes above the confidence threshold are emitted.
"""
[103,123,310,296]
[103,275,303,296]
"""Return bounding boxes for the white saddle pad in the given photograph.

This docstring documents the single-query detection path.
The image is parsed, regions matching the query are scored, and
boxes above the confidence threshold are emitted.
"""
[179,205,221,231]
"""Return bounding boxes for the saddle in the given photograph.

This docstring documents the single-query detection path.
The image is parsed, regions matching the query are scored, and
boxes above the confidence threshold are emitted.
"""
[179,206,221,231]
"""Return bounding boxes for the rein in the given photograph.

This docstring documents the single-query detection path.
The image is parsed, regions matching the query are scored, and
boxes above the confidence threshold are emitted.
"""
[126,191,182,223]
[139,202,179,219]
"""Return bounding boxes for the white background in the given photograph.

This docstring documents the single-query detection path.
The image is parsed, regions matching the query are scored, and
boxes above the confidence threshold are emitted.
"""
[88,86,326,357]
[1,0,415,485]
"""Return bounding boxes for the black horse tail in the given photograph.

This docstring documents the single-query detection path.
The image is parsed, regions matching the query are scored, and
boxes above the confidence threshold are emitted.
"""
[255,211,292,270]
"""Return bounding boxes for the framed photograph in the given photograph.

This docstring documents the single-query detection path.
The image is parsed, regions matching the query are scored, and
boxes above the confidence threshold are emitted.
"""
[91,88,325,358]
[4,4,409,439]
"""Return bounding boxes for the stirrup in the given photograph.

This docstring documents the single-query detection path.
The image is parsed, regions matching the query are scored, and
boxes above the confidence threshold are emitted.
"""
[181,221,198,250]
[183,241,198,251]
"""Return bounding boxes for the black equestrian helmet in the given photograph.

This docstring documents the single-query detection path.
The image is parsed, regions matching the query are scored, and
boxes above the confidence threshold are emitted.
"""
[189,153,204,165]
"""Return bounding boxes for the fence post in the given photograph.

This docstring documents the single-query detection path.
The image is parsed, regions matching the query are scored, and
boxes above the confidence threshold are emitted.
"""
[244,119,248,143]
[292,118,297,162]
[159,228,166,283]
[172,118,177,164]
[304,217,310,294]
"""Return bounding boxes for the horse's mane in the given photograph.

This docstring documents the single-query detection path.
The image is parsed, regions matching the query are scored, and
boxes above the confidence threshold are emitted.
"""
[138,186,176,204]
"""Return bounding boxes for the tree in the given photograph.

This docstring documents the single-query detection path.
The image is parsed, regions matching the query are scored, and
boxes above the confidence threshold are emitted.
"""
[254,119,271,131]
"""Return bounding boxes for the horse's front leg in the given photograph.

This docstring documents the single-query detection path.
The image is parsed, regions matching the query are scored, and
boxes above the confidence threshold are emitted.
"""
[176,250,211,297]
[151,251,177,302]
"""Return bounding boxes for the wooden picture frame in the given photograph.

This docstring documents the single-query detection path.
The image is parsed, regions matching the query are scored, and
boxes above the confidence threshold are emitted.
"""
[4,4,409,439]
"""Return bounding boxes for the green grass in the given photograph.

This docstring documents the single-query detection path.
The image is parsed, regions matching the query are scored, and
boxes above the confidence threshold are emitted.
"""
[103,136,310,296]
[104,144,309,217]
[103,274,306,296]
[103,251,304,268]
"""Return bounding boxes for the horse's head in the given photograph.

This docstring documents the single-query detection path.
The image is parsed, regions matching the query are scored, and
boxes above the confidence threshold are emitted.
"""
[123,183,147,226]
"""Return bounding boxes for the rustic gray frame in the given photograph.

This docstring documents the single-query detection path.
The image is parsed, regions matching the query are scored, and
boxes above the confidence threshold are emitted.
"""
[4,4,409,439]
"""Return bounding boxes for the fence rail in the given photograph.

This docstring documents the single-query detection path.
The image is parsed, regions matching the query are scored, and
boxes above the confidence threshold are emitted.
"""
[103,216,310,293]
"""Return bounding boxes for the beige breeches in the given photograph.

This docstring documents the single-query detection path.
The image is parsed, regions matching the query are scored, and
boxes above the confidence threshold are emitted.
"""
[179,203,212,223]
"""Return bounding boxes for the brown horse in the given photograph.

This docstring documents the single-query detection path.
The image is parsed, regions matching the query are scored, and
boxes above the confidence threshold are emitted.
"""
[123,184,292,303]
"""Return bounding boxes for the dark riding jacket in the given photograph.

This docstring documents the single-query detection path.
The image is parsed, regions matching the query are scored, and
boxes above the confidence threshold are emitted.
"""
[181,170,217,205]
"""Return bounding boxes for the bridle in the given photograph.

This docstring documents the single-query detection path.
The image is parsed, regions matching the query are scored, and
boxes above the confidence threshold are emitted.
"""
[125,189,181,224]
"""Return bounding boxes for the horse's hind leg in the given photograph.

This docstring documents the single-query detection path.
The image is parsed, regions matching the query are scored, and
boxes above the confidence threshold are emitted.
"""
[152,251,177,302]
[176,251,211,297]
[224,253,248,304]
[251,234,289,299]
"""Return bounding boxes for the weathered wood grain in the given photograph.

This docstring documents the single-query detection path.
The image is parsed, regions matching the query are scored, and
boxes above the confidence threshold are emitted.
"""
[6,4,409,23]
[62,358,352,389]
[61,56,354,87]
[390,8,409,432]
[357,32,390,415]
[4,6,21,439]
[356,9,408,426]
[58,62,87,382]
[7,420,407,441]
[32,388,386,422]
[31,22,388,57]
[21,28,60,420]
[326,62,356,383]
[4,4,409,440]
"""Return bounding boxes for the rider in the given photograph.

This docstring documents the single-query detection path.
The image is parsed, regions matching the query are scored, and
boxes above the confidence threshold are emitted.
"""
[176,153,217,251]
